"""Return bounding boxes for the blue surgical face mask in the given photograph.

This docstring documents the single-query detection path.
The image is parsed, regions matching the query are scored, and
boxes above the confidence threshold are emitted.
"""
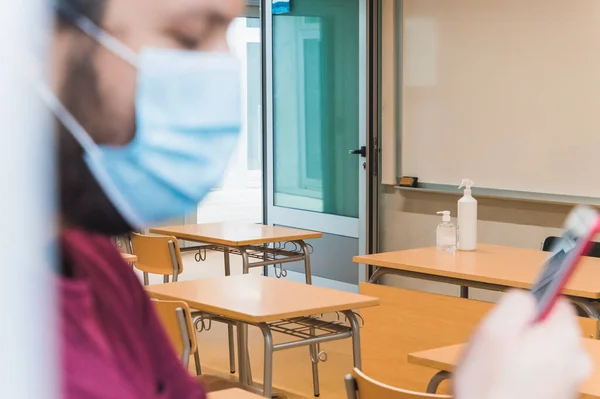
[42,9,241,228]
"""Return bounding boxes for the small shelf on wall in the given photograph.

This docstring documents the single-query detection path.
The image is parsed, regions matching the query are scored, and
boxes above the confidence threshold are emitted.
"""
[394,182,600,208]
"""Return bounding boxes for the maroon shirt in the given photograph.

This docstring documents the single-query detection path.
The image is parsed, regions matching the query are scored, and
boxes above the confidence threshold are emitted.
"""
[60,229,205,399]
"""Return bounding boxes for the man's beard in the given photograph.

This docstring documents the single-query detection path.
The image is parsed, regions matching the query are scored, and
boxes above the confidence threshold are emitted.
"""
[58,44,132,236]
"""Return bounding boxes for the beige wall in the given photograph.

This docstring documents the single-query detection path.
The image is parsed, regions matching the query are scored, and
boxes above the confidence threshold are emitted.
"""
[378,1,597,303]
[400,0,600,197]
[378,187,570,302]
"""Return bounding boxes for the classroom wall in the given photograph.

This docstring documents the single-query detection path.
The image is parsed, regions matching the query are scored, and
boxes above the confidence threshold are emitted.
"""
[399,0,600,197]
[378,1,595,300]
[378,187,569,301]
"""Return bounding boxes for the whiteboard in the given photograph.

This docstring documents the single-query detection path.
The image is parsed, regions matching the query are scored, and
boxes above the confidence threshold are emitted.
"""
[401,0,600,198]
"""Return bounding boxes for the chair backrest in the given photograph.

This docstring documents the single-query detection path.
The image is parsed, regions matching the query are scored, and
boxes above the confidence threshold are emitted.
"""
[130,233,183,284]
[542,236,600,258]
[345,368,451,399]
[152,299,197,368]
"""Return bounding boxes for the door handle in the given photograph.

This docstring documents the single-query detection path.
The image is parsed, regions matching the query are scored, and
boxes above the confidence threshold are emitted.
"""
[349,146,367,158]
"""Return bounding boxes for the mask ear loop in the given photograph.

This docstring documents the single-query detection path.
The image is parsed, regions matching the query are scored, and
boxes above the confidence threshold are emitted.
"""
[56,3,138,68]
[38,85,99,157]
[37,83,145,229]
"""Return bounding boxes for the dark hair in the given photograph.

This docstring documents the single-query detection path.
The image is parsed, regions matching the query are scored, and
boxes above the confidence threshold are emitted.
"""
[56,0,108,25]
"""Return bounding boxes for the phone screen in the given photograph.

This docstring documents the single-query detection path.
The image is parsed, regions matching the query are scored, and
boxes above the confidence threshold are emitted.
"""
[531,248,570,304]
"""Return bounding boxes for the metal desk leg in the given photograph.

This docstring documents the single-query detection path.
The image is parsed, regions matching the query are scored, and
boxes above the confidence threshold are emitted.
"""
[240,247,251,274]
[224,250,236,374]
[297,240,313,285]
[246,346,253,387]
[343,311,362,369]
[427,371,450,394]
[223,249,232,276]
[193,351,202,376]
[309,327,320,397]
[258,324,274,398]
[236,321,248,386]
[368,268,386,284]
[344,375,358,399]
[238,247,253,386]
[263,244,269,277]
[571,298,600,319]
[296,239,319,395]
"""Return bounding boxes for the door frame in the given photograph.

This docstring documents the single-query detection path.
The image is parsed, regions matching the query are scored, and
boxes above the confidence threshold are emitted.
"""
[260,0,379,282]
[366,0,380,260]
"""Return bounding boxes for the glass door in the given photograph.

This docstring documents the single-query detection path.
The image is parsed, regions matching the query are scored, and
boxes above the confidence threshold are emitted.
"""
[196,11,263,225]
[265,0,368,289]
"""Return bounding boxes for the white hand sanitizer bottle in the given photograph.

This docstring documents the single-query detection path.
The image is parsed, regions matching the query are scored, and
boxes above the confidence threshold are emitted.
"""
[437,211,456,253]
[458,178,477,251]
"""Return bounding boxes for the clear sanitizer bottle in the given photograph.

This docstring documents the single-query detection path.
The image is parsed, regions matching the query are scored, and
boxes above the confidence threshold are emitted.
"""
[437,211,457,253]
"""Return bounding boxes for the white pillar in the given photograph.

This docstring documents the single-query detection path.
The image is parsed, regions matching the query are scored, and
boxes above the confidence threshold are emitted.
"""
[0,1,57,398]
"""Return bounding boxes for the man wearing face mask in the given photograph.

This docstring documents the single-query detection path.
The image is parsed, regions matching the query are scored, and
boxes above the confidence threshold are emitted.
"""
[44,0,244,397]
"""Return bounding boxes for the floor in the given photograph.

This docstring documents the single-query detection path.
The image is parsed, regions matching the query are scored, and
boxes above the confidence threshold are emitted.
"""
[196,318,351,399]
[139,251,352,399]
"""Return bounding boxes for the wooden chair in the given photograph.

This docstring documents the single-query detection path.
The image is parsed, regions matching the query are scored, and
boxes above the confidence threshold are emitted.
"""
[542,236,600,258]
[138,233,239,379]
[345,368,451,399]
[130,233,183,285]
[152,299,201,374]
[152,298,246,394]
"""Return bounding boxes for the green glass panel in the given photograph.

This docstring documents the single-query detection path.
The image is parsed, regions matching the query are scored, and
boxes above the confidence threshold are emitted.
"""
[273,0,360,218]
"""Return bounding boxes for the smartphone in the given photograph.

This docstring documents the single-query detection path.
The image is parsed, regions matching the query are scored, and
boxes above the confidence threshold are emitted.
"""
[531,206,600,321]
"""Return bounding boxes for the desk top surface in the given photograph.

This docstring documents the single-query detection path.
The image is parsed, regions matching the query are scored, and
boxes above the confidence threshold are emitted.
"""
[145,274,379,323]
[354,244,600,299]
[408,338,600,398]
[207,389,262,399]
[149,222,323,246]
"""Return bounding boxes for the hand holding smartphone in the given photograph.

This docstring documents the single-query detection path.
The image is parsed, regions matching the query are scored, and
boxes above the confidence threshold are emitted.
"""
[531,206,600,321]
[454,210,597,398]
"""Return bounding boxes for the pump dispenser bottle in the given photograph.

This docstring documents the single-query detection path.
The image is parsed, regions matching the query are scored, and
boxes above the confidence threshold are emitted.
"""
[437,211,456,253]
[458,179,478,251]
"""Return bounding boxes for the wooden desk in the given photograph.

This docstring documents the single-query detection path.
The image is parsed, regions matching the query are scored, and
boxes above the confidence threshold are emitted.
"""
[207,388,263,399]
[150,222,323,284]
[358,283,599,394]
[354,244,600,316]
[147,274,379,323]
[150,223,323,379]
[121,253,137,263]
[146,275,379,398]
[408,339,600,398]
[150,223,322,247]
